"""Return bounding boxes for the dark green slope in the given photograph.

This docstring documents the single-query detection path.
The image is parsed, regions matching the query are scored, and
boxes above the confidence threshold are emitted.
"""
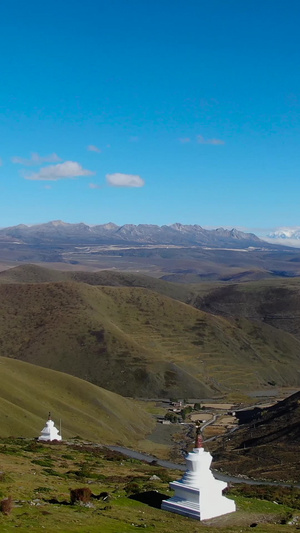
[191,277,300,340]
[214,391,300,482]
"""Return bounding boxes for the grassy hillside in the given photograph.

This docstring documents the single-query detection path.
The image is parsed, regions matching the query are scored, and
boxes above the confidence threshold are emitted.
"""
[0,280,300,397]
[213,391,300,483]
[0,357,153,444]
[0,264,69,284]
[5,266,300,339]
[0,264,190,302]
[0,438,297,532]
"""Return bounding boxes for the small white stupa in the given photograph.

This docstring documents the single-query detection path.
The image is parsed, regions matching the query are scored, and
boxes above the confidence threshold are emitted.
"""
[38,412,62,442]
[161,427,235,520]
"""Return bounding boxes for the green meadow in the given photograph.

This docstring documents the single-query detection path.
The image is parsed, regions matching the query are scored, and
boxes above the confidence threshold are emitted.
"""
[0,438,299,533]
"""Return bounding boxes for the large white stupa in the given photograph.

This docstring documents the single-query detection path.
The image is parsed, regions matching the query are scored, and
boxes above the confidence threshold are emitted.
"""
[38,412,62,442]
[161,429,235,520]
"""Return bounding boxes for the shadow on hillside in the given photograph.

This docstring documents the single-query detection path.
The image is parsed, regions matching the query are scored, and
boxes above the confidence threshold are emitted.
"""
[43,498,70,505]
[129,491,169,509]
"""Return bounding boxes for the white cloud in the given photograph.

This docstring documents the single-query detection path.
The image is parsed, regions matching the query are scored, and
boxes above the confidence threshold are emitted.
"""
[263,236,300,248]
[25,161,95,181]
[197,135,225,145]
[268,226,300,239]
[87,144,101,153]
[89,183,102,189]
[12,152,62,165]
[263,226,300,248]
[179,137,191,144]
[106,173,145,188]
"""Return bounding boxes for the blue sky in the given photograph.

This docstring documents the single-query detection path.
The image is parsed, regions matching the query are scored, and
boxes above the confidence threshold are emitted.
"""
[1,0,300,236]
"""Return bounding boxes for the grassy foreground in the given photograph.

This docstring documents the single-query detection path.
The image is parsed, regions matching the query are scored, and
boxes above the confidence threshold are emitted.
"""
[0,438,299,533]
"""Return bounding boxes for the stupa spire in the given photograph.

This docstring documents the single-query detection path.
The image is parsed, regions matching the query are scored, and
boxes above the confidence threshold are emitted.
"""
[195,421,203,448]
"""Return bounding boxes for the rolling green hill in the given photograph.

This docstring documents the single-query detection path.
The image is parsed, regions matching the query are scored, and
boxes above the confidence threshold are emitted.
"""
[0,264,190,302]
[0,277,300,397]
[0,356,153,443]
[190,277,300,340]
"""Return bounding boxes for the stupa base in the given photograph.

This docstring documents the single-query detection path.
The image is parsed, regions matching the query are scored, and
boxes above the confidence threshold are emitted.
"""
[161,482,236,521]
[38,436,62,442]
[161,496,202,520]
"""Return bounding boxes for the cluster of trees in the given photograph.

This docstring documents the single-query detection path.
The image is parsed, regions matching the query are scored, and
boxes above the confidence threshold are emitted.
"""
[164,402,203,423]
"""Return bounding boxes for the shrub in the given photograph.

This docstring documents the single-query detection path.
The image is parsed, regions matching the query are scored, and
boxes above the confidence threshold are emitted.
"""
[102,449,125,462]
[42,468,61,477]
[164,412,179,423]
[73,462,92,478]
[0,496,13,516]
[0,446,21,456]
[180,406,193,420]
[34,487,51,493]
[70,487,92,504]
[228,484,300,509]
[32,458,54,468]
[62,454,74,460]
[24,441,43,452]
[124,482,141,495]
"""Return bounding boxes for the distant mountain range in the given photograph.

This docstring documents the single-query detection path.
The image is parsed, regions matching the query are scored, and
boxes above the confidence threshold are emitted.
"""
[1,221,297,279]
[0,220,267,248]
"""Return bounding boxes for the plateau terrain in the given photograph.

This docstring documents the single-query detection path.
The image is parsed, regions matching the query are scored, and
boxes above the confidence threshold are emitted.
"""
[1,220,300,282]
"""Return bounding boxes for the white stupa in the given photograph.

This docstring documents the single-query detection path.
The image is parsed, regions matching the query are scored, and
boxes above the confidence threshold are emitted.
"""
[161,430,235,520]
[38,412,62,442]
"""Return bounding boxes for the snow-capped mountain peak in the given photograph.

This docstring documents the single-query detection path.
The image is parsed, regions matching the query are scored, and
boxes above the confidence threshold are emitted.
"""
[268,227,300,240]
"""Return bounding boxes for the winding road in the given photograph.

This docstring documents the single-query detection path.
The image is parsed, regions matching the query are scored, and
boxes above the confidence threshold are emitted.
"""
[107,445,300,489]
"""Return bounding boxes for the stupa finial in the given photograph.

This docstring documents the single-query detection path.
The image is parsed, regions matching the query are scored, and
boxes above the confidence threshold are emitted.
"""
[195,421,203,448]
[48,411,51,420]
